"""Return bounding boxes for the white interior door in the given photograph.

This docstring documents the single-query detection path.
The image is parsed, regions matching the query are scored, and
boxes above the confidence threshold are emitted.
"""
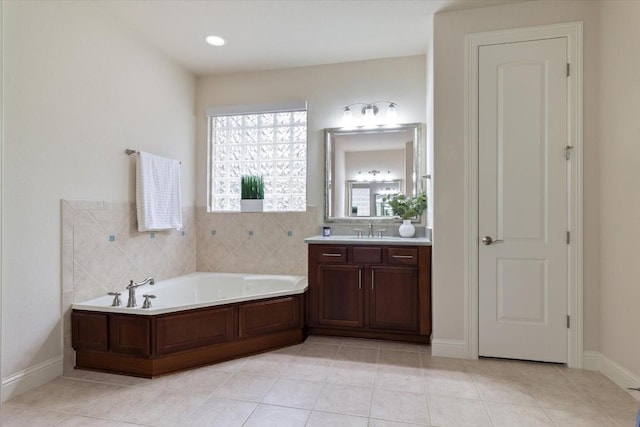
[478,37,568,363]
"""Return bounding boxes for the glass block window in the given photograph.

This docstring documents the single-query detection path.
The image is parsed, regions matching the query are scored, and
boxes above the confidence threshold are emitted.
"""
[207,103,307,212]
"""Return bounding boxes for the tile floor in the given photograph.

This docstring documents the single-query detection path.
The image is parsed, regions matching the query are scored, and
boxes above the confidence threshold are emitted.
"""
[1,336,638,426]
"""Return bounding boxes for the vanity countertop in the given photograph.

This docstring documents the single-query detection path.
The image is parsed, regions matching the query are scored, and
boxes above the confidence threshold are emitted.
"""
[304,235,432,246]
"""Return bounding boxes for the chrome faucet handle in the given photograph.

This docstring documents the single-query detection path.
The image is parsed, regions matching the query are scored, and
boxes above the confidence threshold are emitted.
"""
[353,228,363,237]
[141,294,156,309]
[107,292,122,307]
[377,229,386,238]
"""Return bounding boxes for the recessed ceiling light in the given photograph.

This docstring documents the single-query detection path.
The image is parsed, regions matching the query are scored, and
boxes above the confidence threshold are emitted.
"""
[205,35,226,47]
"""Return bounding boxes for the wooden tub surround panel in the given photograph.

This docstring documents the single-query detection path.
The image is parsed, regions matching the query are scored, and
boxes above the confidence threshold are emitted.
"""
[72,294,305,378]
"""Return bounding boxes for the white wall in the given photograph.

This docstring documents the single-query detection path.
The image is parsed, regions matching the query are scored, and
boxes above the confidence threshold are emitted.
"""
[597,0,640,381]
[195,56,427,220]
[2,1,195,400]
[433,0,601,351]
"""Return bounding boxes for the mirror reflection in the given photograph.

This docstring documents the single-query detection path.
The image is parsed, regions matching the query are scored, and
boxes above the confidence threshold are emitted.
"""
[325,123,422,221]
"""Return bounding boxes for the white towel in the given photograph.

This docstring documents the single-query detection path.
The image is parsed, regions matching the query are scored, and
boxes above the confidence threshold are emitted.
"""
[136,151,183,232]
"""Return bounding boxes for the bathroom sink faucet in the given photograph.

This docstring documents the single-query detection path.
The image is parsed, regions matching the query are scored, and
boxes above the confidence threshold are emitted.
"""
[126,277,155,308]
[368,221,374,237]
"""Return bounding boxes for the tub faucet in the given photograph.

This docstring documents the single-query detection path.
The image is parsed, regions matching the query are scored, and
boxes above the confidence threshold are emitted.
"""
[368,221,374,237]
[126,277,155,308]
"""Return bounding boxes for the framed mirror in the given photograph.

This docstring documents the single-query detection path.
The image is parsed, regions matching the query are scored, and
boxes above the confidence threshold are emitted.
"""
[325,123,423,222]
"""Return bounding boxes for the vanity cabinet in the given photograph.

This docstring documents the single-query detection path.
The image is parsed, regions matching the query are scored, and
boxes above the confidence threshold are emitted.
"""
[308,243,431,343]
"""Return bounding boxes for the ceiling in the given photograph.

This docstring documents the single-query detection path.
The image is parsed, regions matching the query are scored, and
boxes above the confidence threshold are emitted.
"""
[97,0,531,76]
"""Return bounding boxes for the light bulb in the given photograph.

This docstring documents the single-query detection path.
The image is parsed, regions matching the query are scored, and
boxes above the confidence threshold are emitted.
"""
[342,107,354,127]
[363,105,376,126]
[205,35,226,46]
[386,103,398,124]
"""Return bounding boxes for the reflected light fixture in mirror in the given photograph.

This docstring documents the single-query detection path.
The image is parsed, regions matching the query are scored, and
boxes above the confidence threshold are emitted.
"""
[342,101,397,127]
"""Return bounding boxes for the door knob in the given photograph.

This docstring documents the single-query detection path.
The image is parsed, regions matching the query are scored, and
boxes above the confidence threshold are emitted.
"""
[482,236,504,245]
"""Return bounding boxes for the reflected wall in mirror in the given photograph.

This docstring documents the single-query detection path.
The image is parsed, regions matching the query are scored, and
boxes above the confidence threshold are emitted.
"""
[325,123,422,222]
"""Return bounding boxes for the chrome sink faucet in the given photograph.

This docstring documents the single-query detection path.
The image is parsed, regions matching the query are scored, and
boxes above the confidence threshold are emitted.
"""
[368,221,374,237]
[126,277,155,307]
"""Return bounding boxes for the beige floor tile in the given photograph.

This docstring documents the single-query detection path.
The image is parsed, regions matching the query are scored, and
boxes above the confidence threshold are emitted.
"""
[235,353,291,377]
[62,370,132,386]
[378,349,422,368]
[9,377,117,413]
[271,343,303,356]
[281,357,333,382]
[546,408,618,426]
[307,411,369,427]
[261,378,323,409]
[341,338,383,349]
[370,388,429,425]
[314,383,373,417]
[56,416,138,426]
[427,395,492,427]
[484,401,555,427]
[304,335,344,345]
[206,357,248,373]
[212,373,275,402]
[563,368,622,392]
[425,371,480,400]
[298,342,341,359]
[375,365,425,394]
[421,355,468,374]
[136,367,231,395]
[0,403,69,426]
[473,377,539,406]
[529,383,599,412]
[337,345,380,364]
[378,341,421,353]
[368,419,428,427]
[243,404,310,427]
[75,384,161,421]
[180,397,257,427]
[465,359,519,380]
[327,361,378,387]
[118,389,206,427]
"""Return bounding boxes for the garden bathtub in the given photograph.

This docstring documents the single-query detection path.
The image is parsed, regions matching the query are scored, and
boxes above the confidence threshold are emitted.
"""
[71,272,308,377]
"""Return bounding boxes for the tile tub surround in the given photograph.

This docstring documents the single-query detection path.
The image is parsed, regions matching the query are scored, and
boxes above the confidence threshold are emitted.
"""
[62,201,318,373]
[61,200,197,373]
[196,206,319,276]
[3,336,639,426]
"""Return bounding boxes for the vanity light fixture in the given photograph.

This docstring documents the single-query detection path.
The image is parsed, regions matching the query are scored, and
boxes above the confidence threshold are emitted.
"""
[205,35,226,47]
[342,101,398,127]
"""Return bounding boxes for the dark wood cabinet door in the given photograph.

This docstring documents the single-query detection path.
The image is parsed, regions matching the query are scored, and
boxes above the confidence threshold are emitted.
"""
[239,296,301,338]
[110,315,152,356]
[318,265,364,328]
[369,266,418,332]
[72,311,109,352]
[156,306,234,355]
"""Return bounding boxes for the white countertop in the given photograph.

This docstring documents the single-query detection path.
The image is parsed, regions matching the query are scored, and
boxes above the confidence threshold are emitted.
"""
[304,235,432,246]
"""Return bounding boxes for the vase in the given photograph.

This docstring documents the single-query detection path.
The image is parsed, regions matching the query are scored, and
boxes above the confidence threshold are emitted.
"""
[240,199,263,213]
[398,219,415,238]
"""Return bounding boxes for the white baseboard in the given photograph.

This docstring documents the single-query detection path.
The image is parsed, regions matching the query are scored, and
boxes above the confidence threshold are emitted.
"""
[1,356,63,403]
[582,351,640,402]
[431,338,467,358]
[582,350,601,371]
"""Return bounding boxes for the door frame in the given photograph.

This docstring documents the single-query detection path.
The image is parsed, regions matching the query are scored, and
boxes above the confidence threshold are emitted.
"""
[464,22,583,368]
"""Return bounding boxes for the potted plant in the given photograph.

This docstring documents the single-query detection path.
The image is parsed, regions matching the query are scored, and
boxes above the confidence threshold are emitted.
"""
[383,192,427,237]
[240,175,264,212]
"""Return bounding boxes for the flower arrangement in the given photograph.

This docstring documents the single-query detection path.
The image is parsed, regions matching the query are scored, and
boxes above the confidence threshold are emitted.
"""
[384,192,427,220]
